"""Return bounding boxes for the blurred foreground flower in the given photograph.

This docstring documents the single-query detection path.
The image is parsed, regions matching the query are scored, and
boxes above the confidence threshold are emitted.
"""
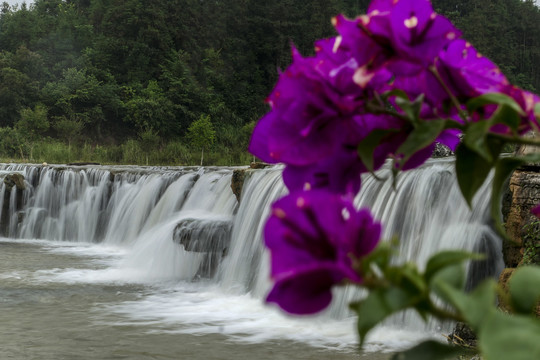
[264,191,381,314]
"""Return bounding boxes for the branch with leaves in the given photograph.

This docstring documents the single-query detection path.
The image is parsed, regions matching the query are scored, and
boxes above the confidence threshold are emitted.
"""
[248,1,540,359]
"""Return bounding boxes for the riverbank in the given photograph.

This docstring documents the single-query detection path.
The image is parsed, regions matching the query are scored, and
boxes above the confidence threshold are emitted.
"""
[0,139,253,167]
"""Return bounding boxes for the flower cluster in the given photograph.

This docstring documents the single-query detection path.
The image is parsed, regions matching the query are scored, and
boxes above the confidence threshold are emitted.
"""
[264,191,380,314]
[250,0,540,315]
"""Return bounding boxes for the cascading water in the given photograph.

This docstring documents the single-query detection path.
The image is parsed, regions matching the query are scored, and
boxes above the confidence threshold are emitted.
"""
[0,159,503,355]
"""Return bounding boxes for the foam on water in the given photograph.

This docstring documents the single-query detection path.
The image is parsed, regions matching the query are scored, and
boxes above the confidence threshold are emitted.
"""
[12,236,439,354]
[102,282,443,353]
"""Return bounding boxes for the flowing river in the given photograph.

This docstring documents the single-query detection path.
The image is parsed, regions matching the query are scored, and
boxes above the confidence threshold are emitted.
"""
[0,160,502,359]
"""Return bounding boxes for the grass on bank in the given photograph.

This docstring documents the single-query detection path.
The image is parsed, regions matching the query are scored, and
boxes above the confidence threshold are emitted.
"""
[0,138,254,166]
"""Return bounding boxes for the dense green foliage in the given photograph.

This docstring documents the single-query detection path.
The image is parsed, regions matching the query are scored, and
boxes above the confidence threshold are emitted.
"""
[0,0,538,165]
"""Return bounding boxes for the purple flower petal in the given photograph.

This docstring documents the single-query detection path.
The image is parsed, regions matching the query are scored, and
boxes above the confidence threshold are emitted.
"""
[389,0,460,65]
[264,190,382,314]
[367,0,393,13]
[401,142,436,171]
[282,148,364,195]
[248,112,279,164]
[249,45,371,166]
[266,264,344,315]
[532,204,540,219]
[437,128,461,151]
[348,208,382,258]
[439,39,509,98]
[504,86,540,134]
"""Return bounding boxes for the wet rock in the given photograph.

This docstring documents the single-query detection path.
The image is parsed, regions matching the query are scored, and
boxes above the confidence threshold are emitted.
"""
[231,169,246,203]
[498,268,515,313]
[231,164,270,203]
[16,211,24,224]
[250,162,272,169]
[1,173,26,235]
[447,322,477,349]
[172,217,232,278]
[433,142,455,157]
[3,173,26,191]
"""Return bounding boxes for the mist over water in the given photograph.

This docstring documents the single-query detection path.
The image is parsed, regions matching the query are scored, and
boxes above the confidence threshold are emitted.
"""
[0,160,502,359]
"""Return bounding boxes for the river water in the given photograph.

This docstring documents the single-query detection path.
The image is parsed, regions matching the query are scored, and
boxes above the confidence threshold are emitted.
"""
[0,160,502,359]
[0,238,400,360]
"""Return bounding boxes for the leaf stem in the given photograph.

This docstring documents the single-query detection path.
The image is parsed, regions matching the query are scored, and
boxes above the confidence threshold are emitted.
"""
[488,132,540,147]
[429,65,469,122]
[365,102,410,122]
[428,299,465,322]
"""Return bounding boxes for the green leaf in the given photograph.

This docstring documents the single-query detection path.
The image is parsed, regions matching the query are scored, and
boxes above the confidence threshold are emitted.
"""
[455,143,493,208]
[535,102,540,119]
[400,263,428,294]
[395,119,446,169]
[430,264,466,299]
[463,120,493,161]
[395,94,424,125]
[467,93,525,116]
[350,286,419,345]
[358,129,398,172]
[489,104,521,134]
[425,250,484,283]
[391,340,471,360]
[380,89,410,102]
[478,311,540,360]
[432,276,497,330]
[508,266,540,314]
[358,241,394,275]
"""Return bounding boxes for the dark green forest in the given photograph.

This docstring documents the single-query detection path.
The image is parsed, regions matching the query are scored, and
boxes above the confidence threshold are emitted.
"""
[0,0,538,165]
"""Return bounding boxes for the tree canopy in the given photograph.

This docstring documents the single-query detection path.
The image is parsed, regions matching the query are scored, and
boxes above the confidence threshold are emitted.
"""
[0,0,538,164]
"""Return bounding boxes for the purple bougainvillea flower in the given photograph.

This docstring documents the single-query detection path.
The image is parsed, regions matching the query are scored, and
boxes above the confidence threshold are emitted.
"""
[456,85,540,135]
[363,0,460,74]
[312,34,390,97]
[367,0,393,13]
[282,148,364,195]
[330,15,392,83]
[390,67,448,110]
[249,47,370,167]
[282,113,403,194]
[389,0,460,68]
[438,39,509,99]
[532,204,540,219]
[505,86,540,134]
[436,128,461,152]
[264,191,381,314]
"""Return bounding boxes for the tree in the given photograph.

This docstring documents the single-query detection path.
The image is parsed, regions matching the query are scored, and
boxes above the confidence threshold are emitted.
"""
[15,103,49,159]
[53,115,84,161]
[138,127,161,165]
[186,114,215,166]
[42,67,122,139]
[124,80,178,137]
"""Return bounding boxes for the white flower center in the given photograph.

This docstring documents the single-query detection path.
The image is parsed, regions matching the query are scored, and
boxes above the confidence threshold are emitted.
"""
[404,16,418,29]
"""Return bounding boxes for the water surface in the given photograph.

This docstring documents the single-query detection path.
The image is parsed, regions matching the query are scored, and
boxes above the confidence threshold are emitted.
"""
[0,239,394,360]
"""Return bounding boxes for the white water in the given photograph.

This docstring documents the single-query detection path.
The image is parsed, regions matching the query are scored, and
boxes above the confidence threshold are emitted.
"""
[0,160,503,356]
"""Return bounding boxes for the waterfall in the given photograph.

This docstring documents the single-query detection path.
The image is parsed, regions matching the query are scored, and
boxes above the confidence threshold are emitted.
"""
[216,158,503,330]
[0,160,503,336]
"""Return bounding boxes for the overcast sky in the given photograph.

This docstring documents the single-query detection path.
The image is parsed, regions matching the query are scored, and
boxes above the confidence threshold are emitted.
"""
[3,0,34,8]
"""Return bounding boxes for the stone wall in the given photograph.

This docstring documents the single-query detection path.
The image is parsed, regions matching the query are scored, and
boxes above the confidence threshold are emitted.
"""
[501,168,540,317]
[502,170,540,267]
